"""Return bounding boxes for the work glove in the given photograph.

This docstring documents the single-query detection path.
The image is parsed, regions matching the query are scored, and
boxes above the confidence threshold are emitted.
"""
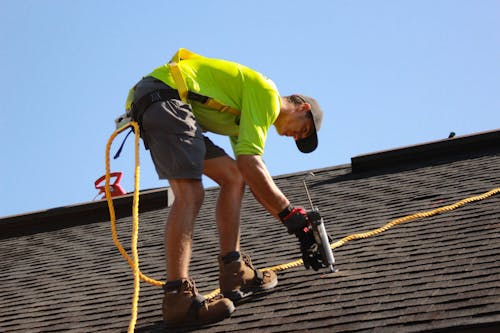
[279,205,323,271]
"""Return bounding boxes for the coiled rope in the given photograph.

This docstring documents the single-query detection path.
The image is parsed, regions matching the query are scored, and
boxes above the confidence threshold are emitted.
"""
[105,122,500,331]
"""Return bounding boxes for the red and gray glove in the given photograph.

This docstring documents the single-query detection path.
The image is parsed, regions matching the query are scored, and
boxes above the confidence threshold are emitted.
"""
[279,205,323,271]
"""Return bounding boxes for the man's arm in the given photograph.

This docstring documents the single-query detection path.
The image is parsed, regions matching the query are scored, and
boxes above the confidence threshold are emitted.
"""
[237,154,324,270]
[236,154,289,219]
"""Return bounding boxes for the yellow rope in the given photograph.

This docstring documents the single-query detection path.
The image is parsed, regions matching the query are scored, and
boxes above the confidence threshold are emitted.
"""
[105,122,500,329]
[328,187,500,250]
[105,122,162,333]
[253,186,500,278]
[188,189,500,301]
[105,122,164,287]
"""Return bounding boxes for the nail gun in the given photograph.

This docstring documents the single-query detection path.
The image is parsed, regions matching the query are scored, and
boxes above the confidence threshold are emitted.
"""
[303,173,338,274]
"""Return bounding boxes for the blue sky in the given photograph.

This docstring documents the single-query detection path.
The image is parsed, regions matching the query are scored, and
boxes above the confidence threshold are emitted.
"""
[0,0,498,217]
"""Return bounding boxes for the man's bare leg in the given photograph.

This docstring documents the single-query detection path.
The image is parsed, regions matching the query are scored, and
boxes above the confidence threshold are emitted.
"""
[165,178,204,281]
[204,155,278,301]
[203,156,245,256]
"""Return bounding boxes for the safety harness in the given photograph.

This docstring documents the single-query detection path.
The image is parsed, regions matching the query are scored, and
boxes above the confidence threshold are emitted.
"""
[131,86,238,131]
[115,49,242,158]
[127,48,241,123]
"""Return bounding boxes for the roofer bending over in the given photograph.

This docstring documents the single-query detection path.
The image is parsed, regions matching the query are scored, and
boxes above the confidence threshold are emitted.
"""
[125,49,324,326]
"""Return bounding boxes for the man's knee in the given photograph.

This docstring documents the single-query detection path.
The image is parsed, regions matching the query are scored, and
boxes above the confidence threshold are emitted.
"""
[205,156,245,193]
[170,180,205,209]
[221,164,245,192]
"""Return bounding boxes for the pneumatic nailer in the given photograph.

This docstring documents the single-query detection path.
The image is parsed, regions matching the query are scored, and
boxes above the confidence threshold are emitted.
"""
[303,173,338,274]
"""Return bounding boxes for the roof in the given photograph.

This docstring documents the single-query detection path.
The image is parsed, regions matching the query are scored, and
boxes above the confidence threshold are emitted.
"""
[1,129,499,333]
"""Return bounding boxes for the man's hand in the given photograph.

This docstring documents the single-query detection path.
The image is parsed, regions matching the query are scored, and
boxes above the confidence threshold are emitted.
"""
[280,205,323,270]
[280,206,309,234]
[296,226,324,271]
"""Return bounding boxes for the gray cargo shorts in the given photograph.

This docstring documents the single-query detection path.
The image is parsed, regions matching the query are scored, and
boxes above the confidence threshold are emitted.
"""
[133,77,228,180]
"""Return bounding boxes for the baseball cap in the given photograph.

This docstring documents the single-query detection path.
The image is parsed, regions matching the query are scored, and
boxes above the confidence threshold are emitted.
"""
[294,95,323,153]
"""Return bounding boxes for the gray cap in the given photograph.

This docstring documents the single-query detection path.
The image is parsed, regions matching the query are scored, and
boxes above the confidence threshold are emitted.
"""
[294,95,323,153]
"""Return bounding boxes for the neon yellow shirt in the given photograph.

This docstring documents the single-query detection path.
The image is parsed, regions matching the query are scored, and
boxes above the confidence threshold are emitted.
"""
[145,50,281,156]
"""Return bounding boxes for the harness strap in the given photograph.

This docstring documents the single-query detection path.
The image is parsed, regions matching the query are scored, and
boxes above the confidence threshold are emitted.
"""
[203,97,241,116]
[168,62,189,103]
[113,128,134,159]
[132,88,180,123]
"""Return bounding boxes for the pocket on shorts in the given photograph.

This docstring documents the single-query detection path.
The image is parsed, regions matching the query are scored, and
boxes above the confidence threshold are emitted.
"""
[148,133,206,180]
[143,99,202,138]
[167,100,200,137]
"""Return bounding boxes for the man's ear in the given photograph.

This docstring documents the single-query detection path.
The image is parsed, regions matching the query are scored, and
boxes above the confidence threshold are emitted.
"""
[299,102,312,112]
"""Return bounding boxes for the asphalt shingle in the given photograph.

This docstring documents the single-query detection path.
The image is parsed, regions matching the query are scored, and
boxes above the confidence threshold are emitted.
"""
[1,130,499,332]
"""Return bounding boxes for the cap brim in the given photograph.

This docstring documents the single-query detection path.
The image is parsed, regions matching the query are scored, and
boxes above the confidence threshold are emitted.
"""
[296,132,318,153]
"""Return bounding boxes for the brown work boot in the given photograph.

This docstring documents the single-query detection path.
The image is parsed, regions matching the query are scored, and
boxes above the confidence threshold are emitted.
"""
[162,278,234,327]
[219,251,278,302]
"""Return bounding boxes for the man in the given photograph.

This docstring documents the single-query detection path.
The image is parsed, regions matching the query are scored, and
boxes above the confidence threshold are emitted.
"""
[125,48,324,326]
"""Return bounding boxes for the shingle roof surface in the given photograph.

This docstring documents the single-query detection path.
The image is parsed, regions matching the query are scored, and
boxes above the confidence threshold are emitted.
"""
[1,132,499,333]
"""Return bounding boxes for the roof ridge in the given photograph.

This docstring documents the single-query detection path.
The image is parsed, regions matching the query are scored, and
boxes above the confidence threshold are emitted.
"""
[351,128,500,172]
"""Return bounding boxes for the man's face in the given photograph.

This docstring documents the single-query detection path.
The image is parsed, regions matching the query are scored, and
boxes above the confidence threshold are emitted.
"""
[276,108,314,141]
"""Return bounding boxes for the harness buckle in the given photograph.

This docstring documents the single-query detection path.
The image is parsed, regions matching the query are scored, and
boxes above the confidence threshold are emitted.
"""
[115,112,132,130]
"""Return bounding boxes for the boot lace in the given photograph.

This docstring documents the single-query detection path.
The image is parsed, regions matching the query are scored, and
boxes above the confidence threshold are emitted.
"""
[241,252,255,270]
[182,278,198,296]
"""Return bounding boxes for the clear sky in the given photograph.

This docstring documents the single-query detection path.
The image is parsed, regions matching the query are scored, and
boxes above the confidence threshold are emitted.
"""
[0,0,498,217]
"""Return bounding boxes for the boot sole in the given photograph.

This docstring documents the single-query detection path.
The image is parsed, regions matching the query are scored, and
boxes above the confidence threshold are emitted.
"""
[164,302,235,328]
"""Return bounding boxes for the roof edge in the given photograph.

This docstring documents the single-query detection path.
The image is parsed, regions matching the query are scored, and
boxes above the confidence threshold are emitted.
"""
[0,187,173,239]
[351,129,500,173]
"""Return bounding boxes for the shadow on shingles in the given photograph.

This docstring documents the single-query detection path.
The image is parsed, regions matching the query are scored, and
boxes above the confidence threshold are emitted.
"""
[133,289,280,333]
[134,320,217,333]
